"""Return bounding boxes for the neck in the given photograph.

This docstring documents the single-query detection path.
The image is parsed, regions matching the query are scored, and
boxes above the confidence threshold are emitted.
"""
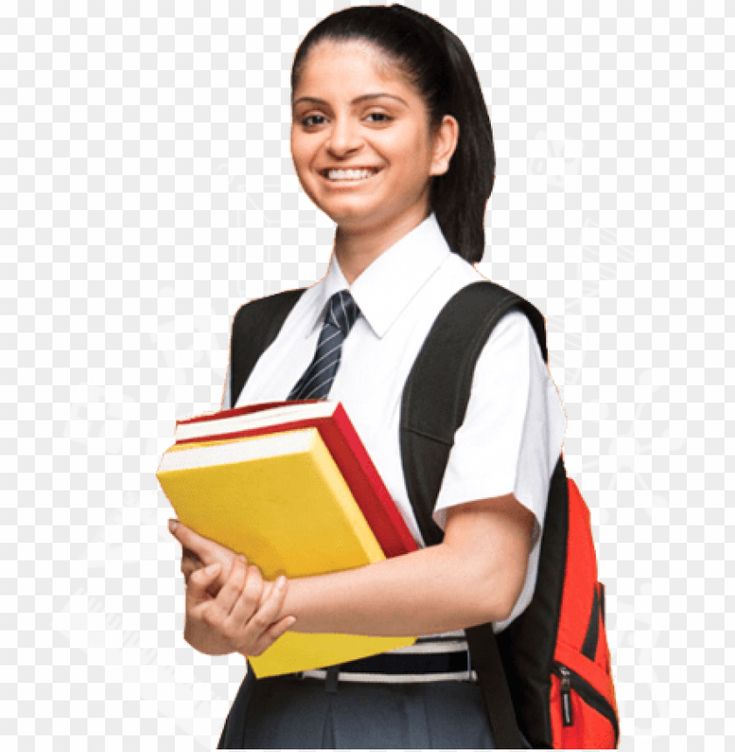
[333,206,431,285]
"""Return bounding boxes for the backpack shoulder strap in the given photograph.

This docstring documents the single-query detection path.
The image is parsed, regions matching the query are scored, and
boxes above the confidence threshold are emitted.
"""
[229,287,307,408]
[399,278,548,750]
[400,279,548,547]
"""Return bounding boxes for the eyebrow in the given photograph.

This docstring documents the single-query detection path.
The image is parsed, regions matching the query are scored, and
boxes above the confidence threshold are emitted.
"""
[292,92,408,108]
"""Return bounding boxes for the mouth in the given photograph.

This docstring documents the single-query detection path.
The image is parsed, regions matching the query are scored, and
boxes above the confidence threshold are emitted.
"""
[319,167,383,185]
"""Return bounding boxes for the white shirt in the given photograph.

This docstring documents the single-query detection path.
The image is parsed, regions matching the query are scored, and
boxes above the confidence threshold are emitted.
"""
[221,211,566,635]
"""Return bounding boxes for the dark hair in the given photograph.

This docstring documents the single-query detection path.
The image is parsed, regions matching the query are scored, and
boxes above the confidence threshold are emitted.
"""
[290,4,495,264]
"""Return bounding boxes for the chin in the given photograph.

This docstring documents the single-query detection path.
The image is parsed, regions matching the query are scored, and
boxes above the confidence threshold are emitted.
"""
[329,205,385,228]
[312,194,377,222]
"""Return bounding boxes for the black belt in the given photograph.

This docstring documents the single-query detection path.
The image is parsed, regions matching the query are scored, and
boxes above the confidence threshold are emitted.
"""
[280,643,477,684]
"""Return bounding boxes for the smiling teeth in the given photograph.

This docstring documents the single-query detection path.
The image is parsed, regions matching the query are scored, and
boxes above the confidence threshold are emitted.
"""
[326,168,377,181]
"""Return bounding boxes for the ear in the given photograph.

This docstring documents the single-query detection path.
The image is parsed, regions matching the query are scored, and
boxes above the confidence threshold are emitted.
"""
[429,114,460,177]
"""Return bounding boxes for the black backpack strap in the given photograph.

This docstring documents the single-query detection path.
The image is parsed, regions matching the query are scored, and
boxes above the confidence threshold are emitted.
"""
[400,279,548,749]
[400,279,548,544]
[229,287,307,408]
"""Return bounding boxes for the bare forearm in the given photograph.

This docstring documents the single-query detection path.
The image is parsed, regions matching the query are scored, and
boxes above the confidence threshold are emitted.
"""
[282,542,508,636]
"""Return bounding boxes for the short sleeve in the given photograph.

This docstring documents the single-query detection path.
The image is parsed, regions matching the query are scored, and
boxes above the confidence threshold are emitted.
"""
[432,308,566,547]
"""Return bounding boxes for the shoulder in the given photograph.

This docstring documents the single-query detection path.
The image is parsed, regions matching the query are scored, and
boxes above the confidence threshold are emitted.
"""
[457,310,546,426]
[432,254,546,363]
[486,308,541,355]
[231,284,322,339]
[233,286,309,321]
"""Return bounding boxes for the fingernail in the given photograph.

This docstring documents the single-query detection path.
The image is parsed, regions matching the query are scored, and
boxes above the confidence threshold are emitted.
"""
[168,519,178,533]
[276,575,286,589]
[205,562,221,574]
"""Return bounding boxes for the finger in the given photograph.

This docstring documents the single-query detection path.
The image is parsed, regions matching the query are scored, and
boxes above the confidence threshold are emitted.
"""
[173,523,238,592]
[169,519,244,567]
[185,562,222,607]
[182,547,202,564]
[265,574,288,607]
[230,575,289,655]
[250,614,297,657]
[233,577,291,658]
[181,556,205,586]
[181,557,198,578]
[242,563,264,614]
[181,549,206,584]
[214,556,248,615]
[182,554,225,598]
[254,575,290,627]
[208,555,242,598]
[227,565,267,628]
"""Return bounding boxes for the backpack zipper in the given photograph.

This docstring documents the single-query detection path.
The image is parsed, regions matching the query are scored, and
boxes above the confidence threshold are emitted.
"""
[580,585,600,661]
[559,665,573,725]
[553,661,620,746]
[599,581,606,627]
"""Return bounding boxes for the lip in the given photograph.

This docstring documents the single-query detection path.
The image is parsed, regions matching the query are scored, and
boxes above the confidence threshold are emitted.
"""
[318,166,383,187]
[320,166,382,173]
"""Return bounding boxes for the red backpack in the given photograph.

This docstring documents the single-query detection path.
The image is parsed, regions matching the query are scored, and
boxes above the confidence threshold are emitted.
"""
[229,279,620,748]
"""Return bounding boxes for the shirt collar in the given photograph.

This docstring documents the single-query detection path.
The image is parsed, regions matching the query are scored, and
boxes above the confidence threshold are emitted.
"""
[305,212,452,339]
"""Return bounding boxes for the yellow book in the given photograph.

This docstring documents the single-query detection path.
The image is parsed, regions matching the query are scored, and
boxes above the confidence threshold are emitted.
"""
[157,427,416,677]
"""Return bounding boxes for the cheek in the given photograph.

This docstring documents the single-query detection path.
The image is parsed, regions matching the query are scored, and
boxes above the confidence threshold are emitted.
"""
[290,133,313,169]
[377,129,430,170]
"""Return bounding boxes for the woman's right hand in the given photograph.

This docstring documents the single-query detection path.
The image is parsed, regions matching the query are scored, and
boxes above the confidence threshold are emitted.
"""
[169,520,296,656]
[173,520,276,600]
[183,554,297,657]
[173,519,237,596]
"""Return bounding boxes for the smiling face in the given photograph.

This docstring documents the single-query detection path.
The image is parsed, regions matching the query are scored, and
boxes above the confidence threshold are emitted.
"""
[290,39,458,236]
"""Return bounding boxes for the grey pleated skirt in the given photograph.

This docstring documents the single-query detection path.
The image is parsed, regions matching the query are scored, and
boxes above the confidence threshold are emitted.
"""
[217,660,522,749]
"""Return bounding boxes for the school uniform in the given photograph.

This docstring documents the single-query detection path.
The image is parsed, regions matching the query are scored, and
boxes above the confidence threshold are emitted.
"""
[216,211,566,749]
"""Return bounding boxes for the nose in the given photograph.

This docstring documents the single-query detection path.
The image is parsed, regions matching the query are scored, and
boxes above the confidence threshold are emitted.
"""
[325,115,363,157]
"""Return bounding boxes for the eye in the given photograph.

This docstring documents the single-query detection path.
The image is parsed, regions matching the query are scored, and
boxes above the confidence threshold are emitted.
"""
[301,114,326,127]
[297,111,393,128]
[366,112,392,123]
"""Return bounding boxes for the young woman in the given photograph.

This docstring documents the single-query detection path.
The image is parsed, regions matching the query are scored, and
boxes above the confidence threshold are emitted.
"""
[168,4,566,748]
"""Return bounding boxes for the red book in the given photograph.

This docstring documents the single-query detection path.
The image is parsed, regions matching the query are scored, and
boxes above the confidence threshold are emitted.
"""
[175,400,418,558]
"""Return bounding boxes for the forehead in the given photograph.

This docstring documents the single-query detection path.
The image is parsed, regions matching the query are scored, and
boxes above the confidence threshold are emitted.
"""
[294,38,414,100]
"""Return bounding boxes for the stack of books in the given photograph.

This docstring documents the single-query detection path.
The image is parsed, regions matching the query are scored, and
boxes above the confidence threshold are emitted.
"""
[156,399,419,678]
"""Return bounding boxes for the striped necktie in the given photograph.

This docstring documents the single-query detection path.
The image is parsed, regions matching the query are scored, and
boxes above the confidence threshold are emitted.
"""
[287,289,361,400]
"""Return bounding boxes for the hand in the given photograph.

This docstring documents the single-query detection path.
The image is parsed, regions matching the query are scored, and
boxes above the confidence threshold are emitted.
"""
[167,519,295,655]
[184,554,297,657]
[169,519,280,600]
[169,518,238,597]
